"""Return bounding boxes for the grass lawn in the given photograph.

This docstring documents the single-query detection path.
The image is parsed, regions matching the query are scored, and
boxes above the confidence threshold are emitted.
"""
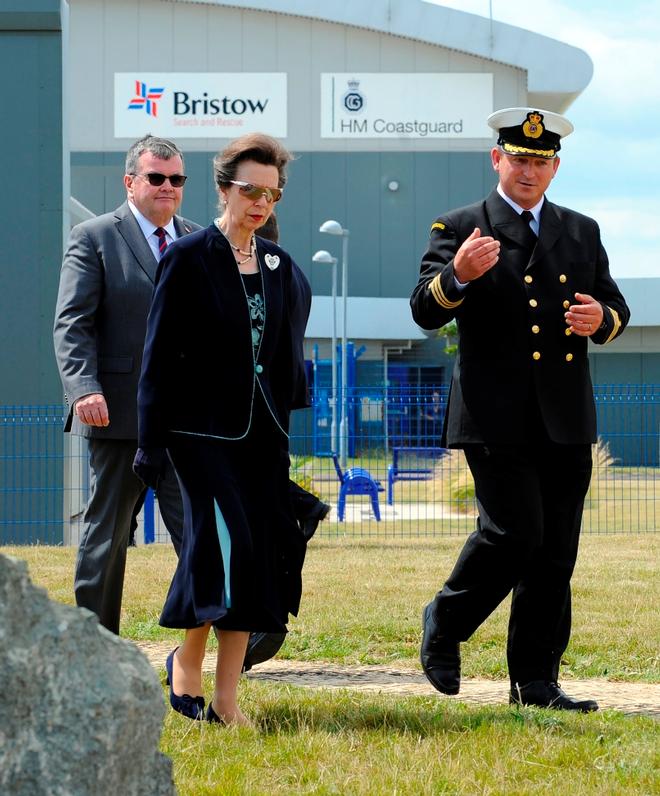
[4,534,659,794]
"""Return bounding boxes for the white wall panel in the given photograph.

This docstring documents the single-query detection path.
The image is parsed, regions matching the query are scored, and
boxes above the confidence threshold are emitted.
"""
[68,0,106,148]
[277,15,313,144]
[206,6,243,68]
[173,2,210,71]
[69,0,524,153]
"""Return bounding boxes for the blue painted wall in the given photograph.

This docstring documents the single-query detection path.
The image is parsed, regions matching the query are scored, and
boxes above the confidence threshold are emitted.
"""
[0,1,64,543]
[1,3,63,405]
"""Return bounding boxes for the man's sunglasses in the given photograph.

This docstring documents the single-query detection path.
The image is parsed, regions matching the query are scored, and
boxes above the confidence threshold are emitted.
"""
[229,180,283,203]
[134,172,188,187]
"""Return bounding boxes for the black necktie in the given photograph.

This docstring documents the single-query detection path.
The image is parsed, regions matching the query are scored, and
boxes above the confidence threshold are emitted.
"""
[155,227,168,259]
[520,210,536,234]
[519,210,537,253]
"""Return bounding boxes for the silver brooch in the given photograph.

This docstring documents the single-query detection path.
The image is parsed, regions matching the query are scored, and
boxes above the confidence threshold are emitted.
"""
[264,253,280,270]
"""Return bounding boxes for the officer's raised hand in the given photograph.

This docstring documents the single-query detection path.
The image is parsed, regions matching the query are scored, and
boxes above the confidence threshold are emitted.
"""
[453,227,500,283]
[565,292,604,337]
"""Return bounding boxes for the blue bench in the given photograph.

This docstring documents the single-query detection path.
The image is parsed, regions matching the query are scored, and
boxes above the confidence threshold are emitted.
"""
[332,453,383,521]
[387,446,448,505]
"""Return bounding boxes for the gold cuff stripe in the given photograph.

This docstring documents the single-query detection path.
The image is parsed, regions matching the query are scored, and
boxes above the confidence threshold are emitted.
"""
[604,306,622,344]
[431,221,446,232]
[502,142,556,157]
[428,274,464,309]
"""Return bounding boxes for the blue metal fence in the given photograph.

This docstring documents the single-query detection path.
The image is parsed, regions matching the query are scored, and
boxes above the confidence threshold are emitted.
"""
[1,385,658,544]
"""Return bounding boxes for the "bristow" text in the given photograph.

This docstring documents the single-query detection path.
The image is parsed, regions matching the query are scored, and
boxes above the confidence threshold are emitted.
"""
[173,92,269,115]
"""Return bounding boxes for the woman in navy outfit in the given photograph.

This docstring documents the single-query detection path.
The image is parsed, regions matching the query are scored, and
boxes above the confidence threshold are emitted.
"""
[134,133,311,726]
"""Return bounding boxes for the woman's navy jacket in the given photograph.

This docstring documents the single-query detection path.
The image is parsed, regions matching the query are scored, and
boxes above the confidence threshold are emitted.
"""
[137,223,311,449]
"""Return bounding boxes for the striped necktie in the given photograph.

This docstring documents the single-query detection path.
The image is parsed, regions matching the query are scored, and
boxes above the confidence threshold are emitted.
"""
[155,227,168,259]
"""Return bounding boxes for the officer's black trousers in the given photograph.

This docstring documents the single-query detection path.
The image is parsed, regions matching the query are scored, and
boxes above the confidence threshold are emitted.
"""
[430,439,592,686]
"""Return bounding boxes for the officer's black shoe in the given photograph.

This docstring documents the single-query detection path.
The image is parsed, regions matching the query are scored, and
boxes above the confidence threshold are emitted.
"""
[420,603,460,695]
[301,501,331,541]
[242,631,287,673]
[509,680,599,712]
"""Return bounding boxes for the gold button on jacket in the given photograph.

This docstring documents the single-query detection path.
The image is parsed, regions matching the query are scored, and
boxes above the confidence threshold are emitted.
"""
[410,189,630,446]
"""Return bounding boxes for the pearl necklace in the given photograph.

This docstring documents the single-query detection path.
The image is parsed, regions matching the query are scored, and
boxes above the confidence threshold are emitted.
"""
[214,219,256,264]
[226,233,255,264]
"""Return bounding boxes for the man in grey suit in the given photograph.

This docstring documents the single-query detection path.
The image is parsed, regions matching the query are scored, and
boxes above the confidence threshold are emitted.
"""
[53,135,201,634]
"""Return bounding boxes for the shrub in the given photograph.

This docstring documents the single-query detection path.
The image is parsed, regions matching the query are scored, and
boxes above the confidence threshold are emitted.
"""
[425,449,476,512]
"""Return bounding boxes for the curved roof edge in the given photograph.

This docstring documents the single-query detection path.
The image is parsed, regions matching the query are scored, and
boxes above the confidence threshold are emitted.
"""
[168,0,593,112]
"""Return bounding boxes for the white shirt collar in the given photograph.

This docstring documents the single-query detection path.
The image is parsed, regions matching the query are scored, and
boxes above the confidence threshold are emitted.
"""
[496,184,544,224]
[128,201,177,242]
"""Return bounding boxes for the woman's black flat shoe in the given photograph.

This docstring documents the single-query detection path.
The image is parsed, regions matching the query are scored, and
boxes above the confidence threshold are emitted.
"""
[165,647,205,720]
[206,703,226,725]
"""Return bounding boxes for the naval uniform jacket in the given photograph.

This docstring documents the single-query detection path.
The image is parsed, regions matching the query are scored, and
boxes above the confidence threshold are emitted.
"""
[137,223,311,450]
[410,190,629,446]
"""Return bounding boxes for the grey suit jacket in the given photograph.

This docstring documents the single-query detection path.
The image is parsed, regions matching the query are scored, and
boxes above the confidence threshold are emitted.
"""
[53,201,201,439]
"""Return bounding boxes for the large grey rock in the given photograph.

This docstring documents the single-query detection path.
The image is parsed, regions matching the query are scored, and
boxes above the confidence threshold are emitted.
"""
[0,554,175,796]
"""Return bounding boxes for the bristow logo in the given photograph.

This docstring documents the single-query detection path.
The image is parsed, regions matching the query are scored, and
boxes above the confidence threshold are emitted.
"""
[128,81,165,117]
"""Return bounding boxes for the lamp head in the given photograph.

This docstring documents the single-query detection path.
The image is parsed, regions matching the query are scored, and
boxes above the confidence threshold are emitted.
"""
[312,249,337,265]
[319,219,345,236]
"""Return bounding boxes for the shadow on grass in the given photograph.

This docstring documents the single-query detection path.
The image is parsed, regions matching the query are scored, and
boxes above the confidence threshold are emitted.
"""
[243,683,616,738]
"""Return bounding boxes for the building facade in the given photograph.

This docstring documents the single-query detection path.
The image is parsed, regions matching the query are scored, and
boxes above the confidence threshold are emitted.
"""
[1,1,659,544]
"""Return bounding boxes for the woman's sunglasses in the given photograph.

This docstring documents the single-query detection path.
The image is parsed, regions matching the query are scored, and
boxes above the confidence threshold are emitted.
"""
[229,180,283,203]
[134,172,188,188]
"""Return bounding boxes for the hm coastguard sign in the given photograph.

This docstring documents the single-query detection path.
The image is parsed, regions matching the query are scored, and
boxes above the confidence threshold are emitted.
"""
[114,73,287,138]
[321,73,492,139]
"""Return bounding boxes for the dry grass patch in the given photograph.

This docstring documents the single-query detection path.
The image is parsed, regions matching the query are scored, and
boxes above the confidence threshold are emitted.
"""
[3,538,659,795]
[4,534,658,680]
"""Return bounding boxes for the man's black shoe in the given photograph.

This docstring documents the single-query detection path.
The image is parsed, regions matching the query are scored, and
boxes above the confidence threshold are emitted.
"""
[509,680,599,712]
[301,501,331,541]
[242,631,287,673]
[420,603,460,695]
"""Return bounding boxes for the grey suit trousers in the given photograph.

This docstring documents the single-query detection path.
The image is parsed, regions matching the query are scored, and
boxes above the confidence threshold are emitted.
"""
[74,438,183,634]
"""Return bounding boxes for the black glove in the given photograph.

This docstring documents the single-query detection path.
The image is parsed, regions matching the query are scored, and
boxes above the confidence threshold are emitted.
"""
[133,447,167,490]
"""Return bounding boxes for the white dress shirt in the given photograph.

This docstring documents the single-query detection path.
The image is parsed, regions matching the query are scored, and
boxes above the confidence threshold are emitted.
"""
[128,201,178,261]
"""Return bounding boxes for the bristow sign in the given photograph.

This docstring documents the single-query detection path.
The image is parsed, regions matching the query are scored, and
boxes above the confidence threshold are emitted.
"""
[114,73,287,138]
[321,73,493,139]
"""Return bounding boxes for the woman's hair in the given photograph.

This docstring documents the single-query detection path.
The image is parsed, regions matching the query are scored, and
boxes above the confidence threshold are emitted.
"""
[213,133,293,189]
[257,212,279,244]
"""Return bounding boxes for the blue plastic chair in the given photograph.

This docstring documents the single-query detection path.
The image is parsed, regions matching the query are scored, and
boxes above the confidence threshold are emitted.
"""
[331,453,383,522]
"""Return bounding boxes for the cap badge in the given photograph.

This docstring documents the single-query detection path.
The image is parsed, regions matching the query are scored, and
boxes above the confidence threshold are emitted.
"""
[522,111,545,139]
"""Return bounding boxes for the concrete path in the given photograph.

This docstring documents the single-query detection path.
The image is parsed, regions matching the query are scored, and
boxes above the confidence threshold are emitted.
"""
[137,642,659,719]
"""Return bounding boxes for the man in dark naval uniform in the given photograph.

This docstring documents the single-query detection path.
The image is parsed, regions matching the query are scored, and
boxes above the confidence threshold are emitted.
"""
[410,107,629,711]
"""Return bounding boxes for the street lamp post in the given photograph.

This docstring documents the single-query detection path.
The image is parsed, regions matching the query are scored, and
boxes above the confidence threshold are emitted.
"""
[319,220,349,468]
[312,250,338,455]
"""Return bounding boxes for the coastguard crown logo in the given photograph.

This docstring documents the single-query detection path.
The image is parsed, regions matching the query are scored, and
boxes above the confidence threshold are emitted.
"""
[343,78,365,113]
[522,111,544,139]
[128,80,165,117]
